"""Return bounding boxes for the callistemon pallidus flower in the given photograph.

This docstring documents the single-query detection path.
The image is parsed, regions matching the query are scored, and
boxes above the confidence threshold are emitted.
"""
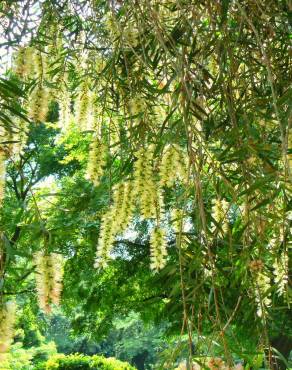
[94,181,135,268]
[273,252,289,296]
[211,198,229,235]
[254,271,271,317]
[128,97,145,116]
[0,150,6,202]
[86,136,107,186]
[75,81,95,131]
[14,46,34,79]
[58,88,72,131]
[28,84,50,122]
[160,144,188,187]
[34,252,64,313]
[0,301,16,354]
[150,227,168,271]
[133,145,164,219]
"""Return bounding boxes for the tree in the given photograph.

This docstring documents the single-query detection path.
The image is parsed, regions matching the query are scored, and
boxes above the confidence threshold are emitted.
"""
[0,1,291,369]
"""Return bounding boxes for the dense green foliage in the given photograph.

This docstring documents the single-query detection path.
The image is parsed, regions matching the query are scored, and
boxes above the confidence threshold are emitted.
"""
[0,1,291,369]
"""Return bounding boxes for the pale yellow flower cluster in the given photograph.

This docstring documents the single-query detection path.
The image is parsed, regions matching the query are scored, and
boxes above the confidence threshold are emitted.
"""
[273,252,288,296]
[34,49,48,80]
[160,144,188,187]
[105,15,139,48]
[34,252,63,313]
[0,301,16,355]
[128,98,146,116]
[75,82,95,131]
[123,27,139,48]
[0,120,30,203]
[58,89,72,131]
[133,146,164,219]
[28,85,50,122]
[0,150,6,202]
[94,182,134,268]
[211,198,229,235]
[150,227,167,271]
[15,46,51,122]
[255,272,271,317]
[14,46,34,79]
[86,137,107,187]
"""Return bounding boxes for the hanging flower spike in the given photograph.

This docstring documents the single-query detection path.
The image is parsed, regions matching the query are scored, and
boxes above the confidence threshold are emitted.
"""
[273,252,289,297]
[14,46,34,79]
[160,145,188,188]
[28,84,49,122]
[211,198,229,235]
[0,150,6,203]
[86,137,107,187]
[0,301,16,354]
[150,227,168,271]
[94,181,135,268]
[134,146,163,219]
[34,252,64,313]
[255,272,271,318]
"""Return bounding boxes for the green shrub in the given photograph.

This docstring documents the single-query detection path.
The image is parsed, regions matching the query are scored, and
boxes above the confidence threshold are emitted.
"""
[32,342,58,364]
[35,353,136,370]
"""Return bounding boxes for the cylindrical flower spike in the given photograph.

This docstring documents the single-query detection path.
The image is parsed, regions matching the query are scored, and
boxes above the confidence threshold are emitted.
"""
[273,252,289,297]
[86,136,107,187]
[28,84,50,122]
[34,252,64,313]
[0,150,6,203]
[211,198,229,236]
[160,144,188,187]
[0,301,16,355]
[150,227,168,271]
[133,146,164,219]
[94,181,135,268]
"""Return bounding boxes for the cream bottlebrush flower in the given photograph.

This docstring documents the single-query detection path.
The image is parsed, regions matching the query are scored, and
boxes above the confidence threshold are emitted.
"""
[254,272,271,317]
[34,49,48,80]
[14,46,34,79]
[112,181,135,233]
[94,210,116,268]
[104,15,120,44]
[150,227,168,271]
[58,89,72,131]
[34,252,64,313]
[28,84,50,122]
[133,146,163,219]
[211,198,229,235]
[75,82,95,131]
[128,98,145,116]
[94,181,135,268]
[0,150,6,202]
[160,144,188,187]
[86,137,107,187]
[50,253,64,306]
[0,301,16,354]
[273,252,289,296]
[123,27,139,47]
